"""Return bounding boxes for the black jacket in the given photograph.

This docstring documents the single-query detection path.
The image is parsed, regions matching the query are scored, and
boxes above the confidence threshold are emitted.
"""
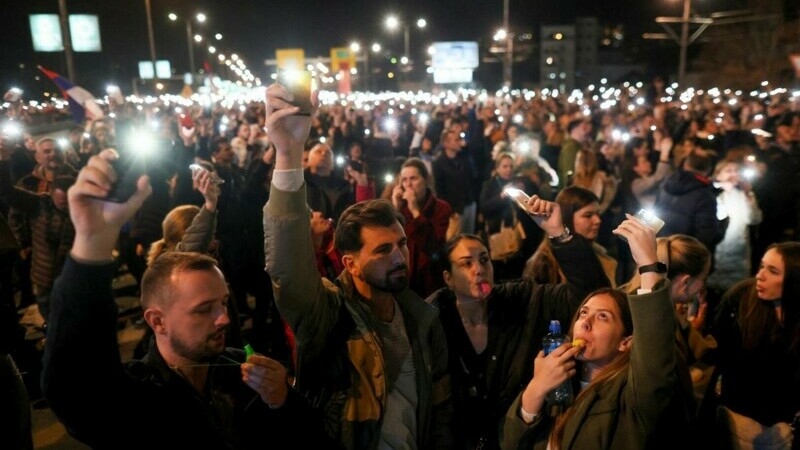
[426,235,610,450]
[42,258,325,449]
[656,170,725,249]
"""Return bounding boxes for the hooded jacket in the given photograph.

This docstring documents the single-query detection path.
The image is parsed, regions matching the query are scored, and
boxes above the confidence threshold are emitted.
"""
[655,170,725,250]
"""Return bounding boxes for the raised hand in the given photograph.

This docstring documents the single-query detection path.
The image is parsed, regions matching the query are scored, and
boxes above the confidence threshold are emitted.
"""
[69,149,152,261]
[524,195,565,238]
[265,84,318,170]
[193,168,219,212]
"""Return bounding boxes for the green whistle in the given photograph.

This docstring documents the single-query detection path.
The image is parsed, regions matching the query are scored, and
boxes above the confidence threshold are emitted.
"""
[244,344,255,360]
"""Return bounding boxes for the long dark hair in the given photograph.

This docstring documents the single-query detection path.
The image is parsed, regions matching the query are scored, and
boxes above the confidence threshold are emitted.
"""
[740,242,800,356]
[549,288,633,450]
[529,187,599,284]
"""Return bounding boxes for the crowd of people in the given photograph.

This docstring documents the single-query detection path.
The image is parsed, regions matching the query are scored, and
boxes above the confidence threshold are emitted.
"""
[0,76,799,449]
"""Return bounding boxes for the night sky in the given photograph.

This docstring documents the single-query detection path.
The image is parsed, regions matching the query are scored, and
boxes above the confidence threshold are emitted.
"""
[1,0,743,95]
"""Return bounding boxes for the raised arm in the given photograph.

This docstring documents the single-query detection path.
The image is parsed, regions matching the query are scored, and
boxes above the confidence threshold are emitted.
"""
[262,85,339,352]
[614,214,676,426]
[42,150,151,445]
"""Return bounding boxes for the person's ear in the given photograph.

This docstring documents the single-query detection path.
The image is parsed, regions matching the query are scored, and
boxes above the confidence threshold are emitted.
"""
[670,273,690,298]
[618,335,633,352]
[342,253,360,278]
[443,270,453,290]
[144,308,166,335]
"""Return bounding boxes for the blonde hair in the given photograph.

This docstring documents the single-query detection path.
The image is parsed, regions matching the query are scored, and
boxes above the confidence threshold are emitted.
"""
[623,234,710,294]
[146,205,201,267]
[572,149,599,189]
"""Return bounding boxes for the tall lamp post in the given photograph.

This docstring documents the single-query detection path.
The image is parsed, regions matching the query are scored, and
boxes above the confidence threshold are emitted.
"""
[384,15,427,58]
[144,0,157,79]
[169,12,206,79]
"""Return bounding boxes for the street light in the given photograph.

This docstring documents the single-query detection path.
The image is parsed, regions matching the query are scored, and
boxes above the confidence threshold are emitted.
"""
[349,42,361,53]
[384,15,427,57]
[371,43,382,53]
[215,33,223,40]
[169,12,208,79]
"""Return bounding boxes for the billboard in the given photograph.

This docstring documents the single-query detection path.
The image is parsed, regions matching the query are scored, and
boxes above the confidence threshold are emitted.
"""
[69,15,101,52]
[30,14,64,52]
[433,68,474,84]
[139,60,172,79]
[330,47,356,72]
[276,49,305,70]
[431,42,479,70]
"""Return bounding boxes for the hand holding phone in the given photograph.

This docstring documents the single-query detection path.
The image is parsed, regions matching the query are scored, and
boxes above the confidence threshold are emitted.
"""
[179,113,195,129]
[275,70,313,116]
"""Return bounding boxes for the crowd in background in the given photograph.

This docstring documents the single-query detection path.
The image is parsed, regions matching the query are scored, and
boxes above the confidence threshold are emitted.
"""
[1,76,799,449]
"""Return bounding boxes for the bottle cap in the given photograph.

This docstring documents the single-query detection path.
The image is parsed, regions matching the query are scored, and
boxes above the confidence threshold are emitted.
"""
[549,320,561,333]
[244,344,255,360]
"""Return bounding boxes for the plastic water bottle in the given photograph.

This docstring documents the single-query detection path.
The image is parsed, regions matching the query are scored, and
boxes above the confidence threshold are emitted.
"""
[542,320,574,409]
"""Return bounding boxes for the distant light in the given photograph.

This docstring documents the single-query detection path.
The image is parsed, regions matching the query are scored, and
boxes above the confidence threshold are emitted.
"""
[350,42,361,53]
[385,15,400,30]
[494,29,507,41]
[390,57,397,64]
[387,72,394,79]
[208,46,216,54]
[168,13,178,21]
[196,13,207,23]
[546,57,553,65]
[384,173,394,183]
[385,118,398,132]
[218,54,225,61]
[336,155,345,166]
[231,54,239,61]
[417,18,427,28]
[742,167,756,180]
[601,78,608,84]
[754,114,763,121]
[371,43,382,53]
[427,46,436,55]
[419,113,429,124]
[400,56,409,65]
[364,129,371,136]
[194,34,202,43]
[319,136,327,144]
[747,155,756,162]
[57,138,69,149]
[707,134,715,141]
[513,114,523,124]
[215,33,223,41]
[155,83,164,90]
[760,80,768,87]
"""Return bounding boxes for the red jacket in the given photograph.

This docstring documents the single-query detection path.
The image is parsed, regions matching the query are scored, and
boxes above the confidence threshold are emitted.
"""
[400,190,452,298]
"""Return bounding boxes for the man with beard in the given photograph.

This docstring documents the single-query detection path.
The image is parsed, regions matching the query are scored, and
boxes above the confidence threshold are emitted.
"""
[41,150,325,449]
[263,84,454,449]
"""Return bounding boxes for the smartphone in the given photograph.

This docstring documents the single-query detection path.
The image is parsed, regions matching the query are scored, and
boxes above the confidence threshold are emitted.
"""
[348,160,364,173]
[276,69,313,116]
[179,113,194,129]
[190,163,224,185]
[631,209,665,234]
[105,148,147,203]
[503,187,549,217]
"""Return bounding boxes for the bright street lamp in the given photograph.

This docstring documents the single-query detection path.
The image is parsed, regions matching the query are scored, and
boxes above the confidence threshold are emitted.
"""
[215,33,223,40]
[385,15,400,30]
[168,12,207,79]
[350,42,361,52]
[384,15,427,57]
[371,42,382,53]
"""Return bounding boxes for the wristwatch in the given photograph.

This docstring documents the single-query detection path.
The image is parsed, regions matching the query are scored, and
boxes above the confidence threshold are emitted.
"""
[638,262,668,275]
[548,226,572,244]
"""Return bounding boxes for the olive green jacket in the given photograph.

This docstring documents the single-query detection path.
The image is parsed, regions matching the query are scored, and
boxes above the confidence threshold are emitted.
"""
[264,184,453,450]
[501,285,680,450]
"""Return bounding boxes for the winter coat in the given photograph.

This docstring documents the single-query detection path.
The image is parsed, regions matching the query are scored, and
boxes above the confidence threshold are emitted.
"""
[655,170,726,250]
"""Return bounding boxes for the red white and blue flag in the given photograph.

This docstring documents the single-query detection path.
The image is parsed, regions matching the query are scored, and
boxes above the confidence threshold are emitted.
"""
[38,65,104,123]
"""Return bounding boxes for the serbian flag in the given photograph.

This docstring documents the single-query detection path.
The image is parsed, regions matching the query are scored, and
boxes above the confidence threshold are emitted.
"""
[38,65,104,123]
